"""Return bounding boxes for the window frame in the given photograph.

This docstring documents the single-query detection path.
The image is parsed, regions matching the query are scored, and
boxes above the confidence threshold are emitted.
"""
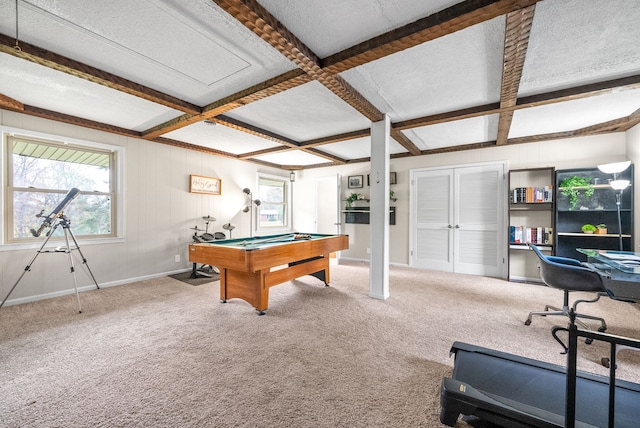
[1,126,124,247]
[255,172,292,234]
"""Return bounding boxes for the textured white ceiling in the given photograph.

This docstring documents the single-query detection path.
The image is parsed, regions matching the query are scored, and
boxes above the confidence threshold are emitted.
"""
[225,81,371,142]
[520,0,640,94]
[257,0,461,57]
[319,136,407,160]
[164,121,280,154]
[342,17,505,121]
[0,0,639,169]
[510,87,640,138]
[409,115,500,150]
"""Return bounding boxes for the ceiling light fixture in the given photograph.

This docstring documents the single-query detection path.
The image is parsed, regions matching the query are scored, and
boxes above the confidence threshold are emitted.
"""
[203,120,217,126]
[289,171,295,182]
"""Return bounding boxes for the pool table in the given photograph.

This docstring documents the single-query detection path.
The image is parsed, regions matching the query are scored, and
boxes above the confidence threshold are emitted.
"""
[188,233,349,314]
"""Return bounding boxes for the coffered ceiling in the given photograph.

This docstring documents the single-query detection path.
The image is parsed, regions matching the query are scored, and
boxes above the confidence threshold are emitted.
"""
[1,0,639,170]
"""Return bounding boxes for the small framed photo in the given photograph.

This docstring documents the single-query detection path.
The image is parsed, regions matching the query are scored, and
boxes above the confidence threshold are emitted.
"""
[348,175,364,189]
[190,174,221,195]
[367,172,397,186]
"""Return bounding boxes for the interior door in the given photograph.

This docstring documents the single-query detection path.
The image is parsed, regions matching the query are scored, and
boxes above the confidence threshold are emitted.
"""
[453,164,504,276]
[315,174,341,235]
[410,163,505,277]
[410,168,454,271]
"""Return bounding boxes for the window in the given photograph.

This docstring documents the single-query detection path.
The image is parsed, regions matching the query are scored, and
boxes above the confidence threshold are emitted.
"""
[256,173,291,231]
[3,131,119,243]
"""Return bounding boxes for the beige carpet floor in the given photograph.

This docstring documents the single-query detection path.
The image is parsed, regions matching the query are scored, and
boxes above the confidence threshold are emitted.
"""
[1,260,639,427]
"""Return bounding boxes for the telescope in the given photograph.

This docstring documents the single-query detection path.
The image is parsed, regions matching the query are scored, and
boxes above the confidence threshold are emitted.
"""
[30,188,81,237]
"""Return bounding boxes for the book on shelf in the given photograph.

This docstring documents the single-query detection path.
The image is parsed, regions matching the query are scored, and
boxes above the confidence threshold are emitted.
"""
[510,186,553,203]
[509,226,553,245]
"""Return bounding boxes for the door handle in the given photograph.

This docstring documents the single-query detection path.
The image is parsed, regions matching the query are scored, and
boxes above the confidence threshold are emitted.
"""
[447,224,453,228]
[455,224,460,228]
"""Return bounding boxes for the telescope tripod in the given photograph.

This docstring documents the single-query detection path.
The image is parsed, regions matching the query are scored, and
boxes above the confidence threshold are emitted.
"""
[0,214,100,313]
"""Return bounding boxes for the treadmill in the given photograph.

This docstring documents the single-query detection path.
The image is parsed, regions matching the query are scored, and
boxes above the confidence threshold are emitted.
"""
[440,326,640,427]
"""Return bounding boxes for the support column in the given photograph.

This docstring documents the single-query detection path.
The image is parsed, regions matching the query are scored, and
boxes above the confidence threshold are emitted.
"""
[369,115,390,300]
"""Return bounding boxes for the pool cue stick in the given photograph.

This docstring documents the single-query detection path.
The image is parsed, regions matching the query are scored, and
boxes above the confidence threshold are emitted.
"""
[239,233,311,246]
[239,233,294,246]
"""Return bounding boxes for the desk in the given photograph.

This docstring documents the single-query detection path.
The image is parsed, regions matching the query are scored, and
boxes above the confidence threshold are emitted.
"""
[577,249,640,301]
[188,233,349,314]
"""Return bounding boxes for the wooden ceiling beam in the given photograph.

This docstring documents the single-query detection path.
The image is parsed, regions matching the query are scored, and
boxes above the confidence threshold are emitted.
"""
[304,147,348,164]
[496,5,535,145]
[238,146,293,160]
[152,137,240,158]
[391,74,640,132]
[212,0,383,121]
[0,33,201,115]
[17,104,141,138]
[390,129,421,155]
[213,115,301,149]
[214,115,347,164]
[394,103,502,130]
[142,69,311,139]
[322,0,543,74]
[517,74,640,107]
[300,129,371,147]
[0,93,24,111]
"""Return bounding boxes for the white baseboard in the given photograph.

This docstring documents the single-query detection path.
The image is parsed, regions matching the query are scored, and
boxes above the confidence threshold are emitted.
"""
[509,275,544,284]
[1,268,191,307]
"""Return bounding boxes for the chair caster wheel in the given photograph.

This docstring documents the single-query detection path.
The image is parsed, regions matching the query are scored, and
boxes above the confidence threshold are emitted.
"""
[601,357,610,368]
[598,326,606,333]
[524,320,531,326]
[585,338,593,345]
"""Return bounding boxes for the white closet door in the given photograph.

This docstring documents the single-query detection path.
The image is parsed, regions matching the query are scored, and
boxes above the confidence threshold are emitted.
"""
[410,168,454,271]
[410,162,506,277]
[454,164,503,276]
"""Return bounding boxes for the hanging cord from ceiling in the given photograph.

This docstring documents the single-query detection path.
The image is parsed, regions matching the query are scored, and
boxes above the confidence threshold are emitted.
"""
[14,0,21,52]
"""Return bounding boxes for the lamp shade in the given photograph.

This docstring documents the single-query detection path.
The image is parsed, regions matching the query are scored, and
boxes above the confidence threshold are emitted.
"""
[597,161,631,174]
[610,179,630,190]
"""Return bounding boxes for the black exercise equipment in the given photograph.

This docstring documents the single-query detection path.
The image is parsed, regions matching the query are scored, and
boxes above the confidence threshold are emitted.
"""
[440,319,640,427]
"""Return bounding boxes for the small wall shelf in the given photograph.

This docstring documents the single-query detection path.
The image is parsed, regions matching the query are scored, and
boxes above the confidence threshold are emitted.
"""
[343,207,396,225]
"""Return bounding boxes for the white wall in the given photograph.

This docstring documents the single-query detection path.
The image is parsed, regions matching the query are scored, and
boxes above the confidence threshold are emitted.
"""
[2,107,636,304]
[294,133,632,265]
[0,110,285,305]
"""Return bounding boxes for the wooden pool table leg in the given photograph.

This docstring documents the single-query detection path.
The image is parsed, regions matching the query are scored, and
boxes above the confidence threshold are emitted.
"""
[219,267,270,315]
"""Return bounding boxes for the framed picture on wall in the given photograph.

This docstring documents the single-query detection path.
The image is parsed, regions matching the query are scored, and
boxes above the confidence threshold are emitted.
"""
[190,174,221,195]
[348,175,364,188]
[367,172,397,186]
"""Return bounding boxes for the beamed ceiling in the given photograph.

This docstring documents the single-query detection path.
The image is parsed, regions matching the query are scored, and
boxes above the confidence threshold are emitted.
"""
[1,0,639,170]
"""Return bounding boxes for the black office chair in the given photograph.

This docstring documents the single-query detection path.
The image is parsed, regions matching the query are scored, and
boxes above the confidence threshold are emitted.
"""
[526,245,610,332]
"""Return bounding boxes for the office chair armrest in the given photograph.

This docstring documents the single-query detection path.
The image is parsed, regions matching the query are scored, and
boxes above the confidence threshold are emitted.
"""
[546,256,583,267]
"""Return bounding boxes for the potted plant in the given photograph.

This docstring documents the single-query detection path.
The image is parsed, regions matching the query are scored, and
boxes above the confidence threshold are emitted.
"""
[581,224,596,234]
[346,193,359,209]
[595,224,607,234]
[559,176,594,210]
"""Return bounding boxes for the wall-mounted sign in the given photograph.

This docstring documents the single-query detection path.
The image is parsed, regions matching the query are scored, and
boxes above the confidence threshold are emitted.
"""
[190,174,221,195]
